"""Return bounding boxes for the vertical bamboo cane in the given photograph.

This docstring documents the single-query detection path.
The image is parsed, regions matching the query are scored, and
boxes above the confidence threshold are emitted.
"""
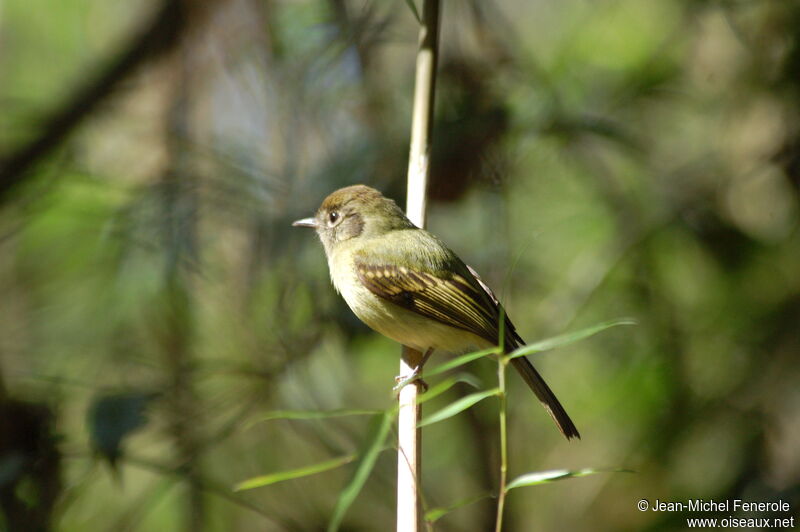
[397,2,440,531]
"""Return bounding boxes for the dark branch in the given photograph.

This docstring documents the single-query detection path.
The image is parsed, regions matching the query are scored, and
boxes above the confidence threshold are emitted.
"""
[0,0,216,204]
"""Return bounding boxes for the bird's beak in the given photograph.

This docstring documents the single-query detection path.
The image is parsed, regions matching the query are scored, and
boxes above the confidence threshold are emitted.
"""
[292,217,318,228]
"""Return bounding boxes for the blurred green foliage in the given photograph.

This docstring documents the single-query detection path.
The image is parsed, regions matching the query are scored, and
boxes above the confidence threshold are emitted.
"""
[1,0,799,531]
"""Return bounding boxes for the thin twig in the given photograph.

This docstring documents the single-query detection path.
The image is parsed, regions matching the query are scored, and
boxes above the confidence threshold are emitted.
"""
[494,357,508,532]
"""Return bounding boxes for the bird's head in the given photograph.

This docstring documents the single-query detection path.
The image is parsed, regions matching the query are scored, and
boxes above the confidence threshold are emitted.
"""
[293,185,415,255]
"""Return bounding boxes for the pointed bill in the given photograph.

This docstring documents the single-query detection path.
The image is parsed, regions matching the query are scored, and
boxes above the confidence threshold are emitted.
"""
[292,217,317,228]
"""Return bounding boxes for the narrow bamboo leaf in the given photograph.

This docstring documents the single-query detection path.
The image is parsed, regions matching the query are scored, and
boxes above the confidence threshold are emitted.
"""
[425,347,499,378]
[508,318,636,360]
[328,411,393,532]
[505,468,632,492]
[425,492,493,523]
[234,454,356,491]
[418,374,481,406]
[250,409,382,427]
[418,388,500,428]
[403,0,421,23]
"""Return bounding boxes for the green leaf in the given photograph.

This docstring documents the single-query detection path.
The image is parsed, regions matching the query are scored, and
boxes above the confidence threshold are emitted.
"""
[234,454,356,491]
[425,347,499,378]
[328,411,394,532]
[508,318,636,360]
[87,391,159,466]
[250,408,382,427]
[425,492,493,523]
[505,468,633,491]
[418,373,481,406]
[418,388,500,428]
[403,0,421,23]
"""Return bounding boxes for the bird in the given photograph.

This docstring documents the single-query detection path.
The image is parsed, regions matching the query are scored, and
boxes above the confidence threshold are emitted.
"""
[293,184,579,439]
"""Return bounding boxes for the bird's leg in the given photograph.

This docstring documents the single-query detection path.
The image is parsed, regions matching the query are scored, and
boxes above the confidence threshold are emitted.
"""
[394,348,434,392]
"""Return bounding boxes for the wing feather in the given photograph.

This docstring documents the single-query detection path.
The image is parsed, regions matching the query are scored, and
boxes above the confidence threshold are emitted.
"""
[355,261,501,346]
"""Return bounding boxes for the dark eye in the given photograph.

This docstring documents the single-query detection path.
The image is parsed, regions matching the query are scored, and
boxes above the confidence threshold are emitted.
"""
[327,211,340,226]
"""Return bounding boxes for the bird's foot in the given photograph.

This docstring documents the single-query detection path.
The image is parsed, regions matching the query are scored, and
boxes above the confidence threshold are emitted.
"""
[393,348,434,392]
[393,369,429,392]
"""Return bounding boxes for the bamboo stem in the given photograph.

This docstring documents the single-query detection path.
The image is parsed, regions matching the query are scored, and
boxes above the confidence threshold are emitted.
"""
[397,347,424,532]
[397,1,440,531]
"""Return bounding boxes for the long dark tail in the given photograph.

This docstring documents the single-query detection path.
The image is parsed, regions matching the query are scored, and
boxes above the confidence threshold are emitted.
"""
[510,356,580,440]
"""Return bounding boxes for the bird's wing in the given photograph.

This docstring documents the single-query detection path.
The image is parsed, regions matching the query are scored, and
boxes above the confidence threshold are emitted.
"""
[353,231,520,349]
[353,231,578,439]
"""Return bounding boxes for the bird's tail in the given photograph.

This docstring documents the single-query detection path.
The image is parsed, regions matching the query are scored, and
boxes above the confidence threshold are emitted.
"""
[510,356,580,440]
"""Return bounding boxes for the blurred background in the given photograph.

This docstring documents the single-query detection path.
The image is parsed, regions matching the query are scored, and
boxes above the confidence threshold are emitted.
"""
[1,0,799,530]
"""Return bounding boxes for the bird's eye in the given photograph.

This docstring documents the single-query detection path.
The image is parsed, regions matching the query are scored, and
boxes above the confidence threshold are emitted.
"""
[327,211,341,226]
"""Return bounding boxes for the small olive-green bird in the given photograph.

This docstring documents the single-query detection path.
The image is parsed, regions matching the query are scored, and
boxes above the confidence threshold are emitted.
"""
[293,185,579,439]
